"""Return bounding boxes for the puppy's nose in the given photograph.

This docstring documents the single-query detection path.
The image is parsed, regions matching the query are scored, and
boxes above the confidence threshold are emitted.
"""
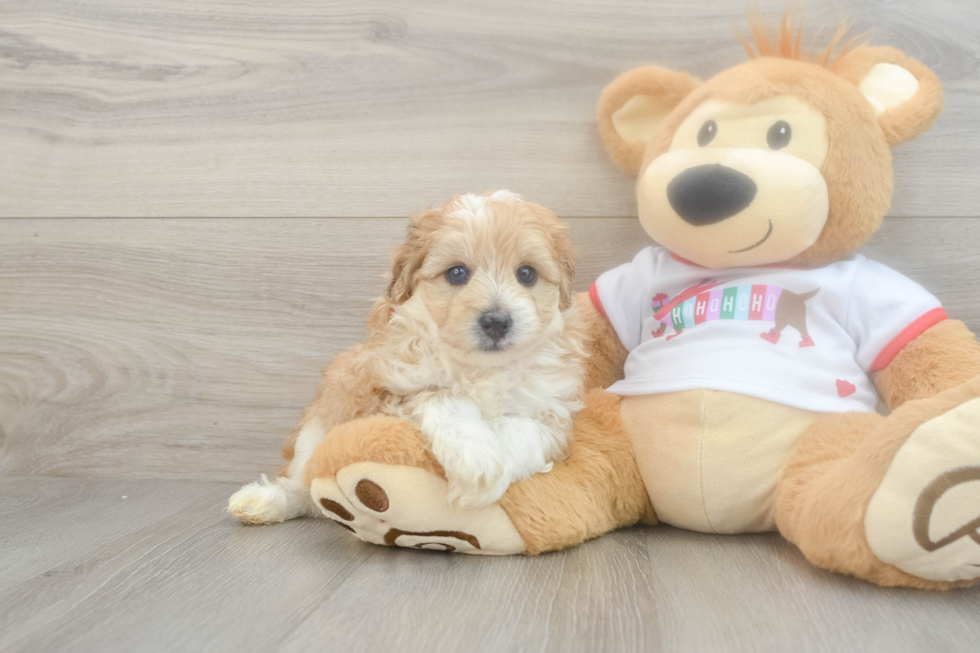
[479,310,512,342]
[667,164,757,226]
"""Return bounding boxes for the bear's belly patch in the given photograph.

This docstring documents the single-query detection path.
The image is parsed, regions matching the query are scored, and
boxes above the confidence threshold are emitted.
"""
[620,390,817,533]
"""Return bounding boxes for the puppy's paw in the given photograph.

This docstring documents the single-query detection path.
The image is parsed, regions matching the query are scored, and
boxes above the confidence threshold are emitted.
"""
[447,474,512,509]
[228,477,290,525]
[439,445,512,508]
[227,474,314,525]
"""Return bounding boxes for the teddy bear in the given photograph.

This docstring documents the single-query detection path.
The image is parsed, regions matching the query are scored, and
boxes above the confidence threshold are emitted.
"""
[302,18,980,589]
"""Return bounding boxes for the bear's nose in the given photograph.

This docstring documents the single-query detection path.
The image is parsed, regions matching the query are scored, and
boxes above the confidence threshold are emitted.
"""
[478,311,512,342]
[667,164,757,226]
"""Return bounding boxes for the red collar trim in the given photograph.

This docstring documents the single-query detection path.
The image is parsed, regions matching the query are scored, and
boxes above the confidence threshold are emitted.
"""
[669,252,811,271]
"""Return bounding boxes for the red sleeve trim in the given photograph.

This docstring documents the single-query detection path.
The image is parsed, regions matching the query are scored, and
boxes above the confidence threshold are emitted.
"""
[588,281,607,318]
[868,307,948,372]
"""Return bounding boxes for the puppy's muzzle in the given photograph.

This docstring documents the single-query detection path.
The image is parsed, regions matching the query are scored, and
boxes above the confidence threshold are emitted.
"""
[478,310,512,345]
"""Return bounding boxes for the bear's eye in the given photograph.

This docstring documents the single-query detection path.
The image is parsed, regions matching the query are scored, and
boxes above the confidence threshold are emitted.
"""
[697,120,717,147]
[445,265,470,285]
[767,120,792,150]
[516,265,537,287]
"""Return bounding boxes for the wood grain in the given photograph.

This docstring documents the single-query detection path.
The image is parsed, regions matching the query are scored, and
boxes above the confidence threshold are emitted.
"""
[0,477,977,653]
[3,3,979,647]
[2,216,979,482]
[1,0,979,217]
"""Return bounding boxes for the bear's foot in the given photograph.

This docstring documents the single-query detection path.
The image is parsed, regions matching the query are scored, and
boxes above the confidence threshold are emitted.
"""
[865,389,980,582]
[310,462,526,555]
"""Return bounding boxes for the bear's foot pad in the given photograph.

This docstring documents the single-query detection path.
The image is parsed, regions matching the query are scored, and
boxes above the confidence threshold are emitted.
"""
[310,462,526,555]
[866,395,980,582]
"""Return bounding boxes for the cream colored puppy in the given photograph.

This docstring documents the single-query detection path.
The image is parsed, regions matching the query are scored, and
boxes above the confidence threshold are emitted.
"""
[229,191,587,524]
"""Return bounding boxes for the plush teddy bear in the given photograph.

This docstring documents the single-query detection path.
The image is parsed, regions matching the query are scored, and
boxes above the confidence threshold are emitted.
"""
[304,19,980,589]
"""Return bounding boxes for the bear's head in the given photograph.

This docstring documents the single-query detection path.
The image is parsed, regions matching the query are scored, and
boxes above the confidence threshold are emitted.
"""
[597,17,943,269]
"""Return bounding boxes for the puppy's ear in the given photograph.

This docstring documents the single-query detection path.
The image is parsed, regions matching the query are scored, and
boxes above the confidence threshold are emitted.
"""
[550,221,577,311]
[835,46,943,146]
[385,208,440,304]
[597,66,700,176]
[555,237,577,312]
[385,239,420,304]
[522,202,577,311]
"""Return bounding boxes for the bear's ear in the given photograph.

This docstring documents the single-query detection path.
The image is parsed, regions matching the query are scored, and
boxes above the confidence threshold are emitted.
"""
[835,46,944,146]
[597,66,700,176]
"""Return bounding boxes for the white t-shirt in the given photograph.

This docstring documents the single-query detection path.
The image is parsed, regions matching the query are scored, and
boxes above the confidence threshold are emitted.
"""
[592,247,947,413]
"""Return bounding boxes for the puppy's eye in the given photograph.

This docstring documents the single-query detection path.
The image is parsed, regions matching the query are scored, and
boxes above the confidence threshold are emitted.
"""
[516,265,537,287]
[767,120,792,150]
[445,265,469,286]
[697,120,717,147]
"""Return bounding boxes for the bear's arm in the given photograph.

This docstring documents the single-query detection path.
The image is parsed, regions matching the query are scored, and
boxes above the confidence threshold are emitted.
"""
[873,319,980,410]
[577,291,628,391]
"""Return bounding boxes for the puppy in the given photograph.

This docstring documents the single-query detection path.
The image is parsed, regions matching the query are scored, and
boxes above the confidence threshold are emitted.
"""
[229,191,587,524]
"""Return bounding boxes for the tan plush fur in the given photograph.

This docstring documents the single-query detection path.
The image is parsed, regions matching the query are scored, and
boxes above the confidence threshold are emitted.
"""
[304,415,444,486]
[577,291,628,391]
[776,376,980,590]
[596,67,700,177]
[835,46,945,146]
[499,389,655,555]
[874,320,980,410]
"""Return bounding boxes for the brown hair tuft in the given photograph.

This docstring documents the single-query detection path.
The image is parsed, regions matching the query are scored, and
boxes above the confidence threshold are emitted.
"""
[738,10,864,73]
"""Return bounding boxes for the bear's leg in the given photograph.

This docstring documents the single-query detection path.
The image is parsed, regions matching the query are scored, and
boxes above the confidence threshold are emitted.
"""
[304,389,653,555]
[500,390,655,553]
[775,377,980,588]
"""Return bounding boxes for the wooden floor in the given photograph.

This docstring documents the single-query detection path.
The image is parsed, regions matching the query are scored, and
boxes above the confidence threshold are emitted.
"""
[2,1,980,651]
[2,476,978,653]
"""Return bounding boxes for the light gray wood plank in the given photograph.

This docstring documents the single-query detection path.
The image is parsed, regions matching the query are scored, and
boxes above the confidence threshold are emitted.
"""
[3,216,979,482]
[0,476,221,590]
[280,528,980,653]
[1,0,978,218]
[0,477,374,653]
[0,477,977,653]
